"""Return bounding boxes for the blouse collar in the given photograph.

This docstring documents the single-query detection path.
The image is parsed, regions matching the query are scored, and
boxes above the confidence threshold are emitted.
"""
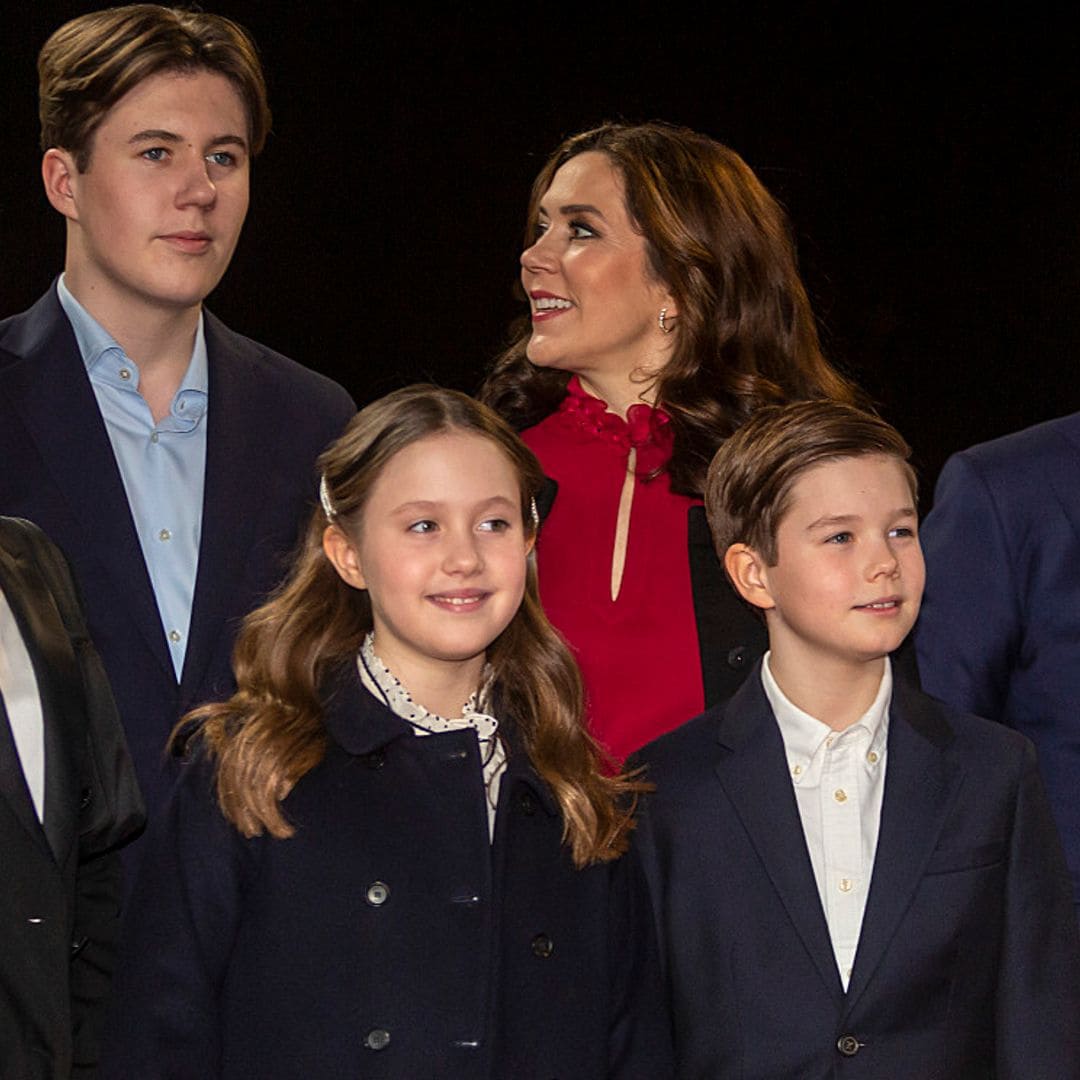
[558,375,674,475]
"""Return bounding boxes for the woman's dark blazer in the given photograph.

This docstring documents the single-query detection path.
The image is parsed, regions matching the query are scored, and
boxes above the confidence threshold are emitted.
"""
[101,665,672,1079]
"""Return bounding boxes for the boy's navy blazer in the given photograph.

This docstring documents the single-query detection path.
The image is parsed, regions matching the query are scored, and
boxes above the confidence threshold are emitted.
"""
[633,662,1080,1079]
[0,285,355,820]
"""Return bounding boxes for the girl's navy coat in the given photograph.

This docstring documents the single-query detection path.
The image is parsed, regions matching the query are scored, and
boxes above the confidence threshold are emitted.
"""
[101,664,671,1079]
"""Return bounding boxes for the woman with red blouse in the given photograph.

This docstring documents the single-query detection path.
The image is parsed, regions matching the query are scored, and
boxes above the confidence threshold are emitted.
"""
[481,122,863,761]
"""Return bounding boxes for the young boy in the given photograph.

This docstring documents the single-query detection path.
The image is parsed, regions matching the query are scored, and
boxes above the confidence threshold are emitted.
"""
[633,400,1080,1078]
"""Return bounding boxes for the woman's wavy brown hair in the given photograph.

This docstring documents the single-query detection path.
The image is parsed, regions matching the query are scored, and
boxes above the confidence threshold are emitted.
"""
[480,121,864,495]
[179,385,641,866]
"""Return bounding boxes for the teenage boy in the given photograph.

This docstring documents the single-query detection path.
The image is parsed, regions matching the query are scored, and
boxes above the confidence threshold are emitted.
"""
[0,6,354,825]
[632,401,1080,1078]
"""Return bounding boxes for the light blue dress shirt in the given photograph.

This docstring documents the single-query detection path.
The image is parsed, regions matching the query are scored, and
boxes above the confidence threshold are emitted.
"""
[57,276,208,680]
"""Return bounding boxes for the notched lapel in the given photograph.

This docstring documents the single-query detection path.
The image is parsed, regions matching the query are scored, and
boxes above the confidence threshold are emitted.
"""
[712,675,844,1000]
[181,318,287,701]
[2,288,173,683]
[0,538,82,864]
[845,681,959,1009]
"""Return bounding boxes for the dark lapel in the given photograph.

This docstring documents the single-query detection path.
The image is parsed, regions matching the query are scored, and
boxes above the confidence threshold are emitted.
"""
[711,669,844,1001]
[180,314,282,700]
[1049,414,1080,543]
[844,678,959,1009]
[0,285,172,681]
[0,529,82,864]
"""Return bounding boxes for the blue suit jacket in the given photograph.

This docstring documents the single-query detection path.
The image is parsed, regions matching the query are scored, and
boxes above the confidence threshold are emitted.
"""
[633,666,1080,1079]
[0,286,354,822]
[916,412,1080,916]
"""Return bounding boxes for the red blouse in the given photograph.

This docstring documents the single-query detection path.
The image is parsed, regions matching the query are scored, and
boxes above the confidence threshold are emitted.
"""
[522,378,704,761]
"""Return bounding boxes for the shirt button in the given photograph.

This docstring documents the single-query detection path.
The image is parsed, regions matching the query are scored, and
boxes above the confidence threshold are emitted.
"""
[531,933,554,959]
[867,750,879,764]
[365,881,390,906]
[837,1034,862,1056]
[792,764,803,777]
[364,1029,391,1051]
[169,630,181,643]
[159,529,171,542]
[118,367,132,380]
[834,788,848,803]
[150,432,160,444]
[839,878,853,893]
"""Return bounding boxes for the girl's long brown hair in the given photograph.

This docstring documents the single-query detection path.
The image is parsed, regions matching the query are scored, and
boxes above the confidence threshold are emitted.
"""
[179,385,641,866]
[480,122,865,495]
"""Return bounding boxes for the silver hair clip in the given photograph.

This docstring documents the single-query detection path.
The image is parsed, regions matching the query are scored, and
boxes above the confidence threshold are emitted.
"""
[319,474,337,520]
[530,495,540,530]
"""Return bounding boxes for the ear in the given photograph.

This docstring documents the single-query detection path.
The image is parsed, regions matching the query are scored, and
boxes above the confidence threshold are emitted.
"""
[322,525,367,590]
[524,531,536,558]
[723,543,775,611]
[42,149,80,220]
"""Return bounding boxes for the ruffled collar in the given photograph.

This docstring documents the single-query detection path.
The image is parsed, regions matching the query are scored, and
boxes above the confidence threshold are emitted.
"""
[556,376,674,475]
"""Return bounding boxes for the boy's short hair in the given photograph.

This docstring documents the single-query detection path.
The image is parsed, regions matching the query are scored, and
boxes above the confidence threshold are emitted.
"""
[38,4,272,171]
[705,400,917,566]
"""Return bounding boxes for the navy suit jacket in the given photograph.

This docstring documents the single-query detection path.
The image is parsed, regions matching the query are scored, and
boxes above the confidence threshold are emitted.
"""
[0,516,144,1079]
[633,666,1080,1079]
[0,286,354,822]
[917,412,1080,916]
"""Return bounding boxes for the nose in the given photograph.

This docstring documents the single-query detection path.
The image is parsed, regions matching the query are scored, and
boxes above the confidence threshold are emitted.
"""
[866,537,901,580]
[520,229,558,275]
[442,529,483,575]
[176,150,217,208]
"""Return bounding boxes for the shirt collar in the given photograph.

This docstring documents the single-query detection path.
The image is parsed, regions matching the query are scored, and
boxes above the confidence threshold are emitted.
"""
[762,652,891,783]
[57,273,209,398]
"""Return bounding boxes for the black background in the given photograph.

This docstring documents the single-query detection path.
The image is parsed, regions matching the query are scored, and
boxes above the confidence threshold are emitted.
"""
[4,4,1078,499]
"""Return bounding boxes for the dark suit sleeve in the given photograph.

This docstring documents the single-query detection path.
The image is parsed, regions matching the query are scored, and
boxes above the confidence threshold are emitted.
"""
[100,756,248,1079]
[995,739,1080,1077]
[15,520,146,1073]
[606,842,674,1077]
[916,451,1020,722]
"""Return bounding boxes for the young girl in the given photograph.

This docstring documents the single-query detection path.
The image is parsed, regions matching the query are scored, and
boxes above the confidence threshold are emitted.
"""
[101,386,671,1079]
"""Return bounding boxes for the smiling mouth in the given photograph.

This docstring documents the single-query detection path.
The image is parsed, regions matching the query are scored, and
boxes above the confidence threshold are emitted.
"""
[854,599,901,611]
[429,592,488,609]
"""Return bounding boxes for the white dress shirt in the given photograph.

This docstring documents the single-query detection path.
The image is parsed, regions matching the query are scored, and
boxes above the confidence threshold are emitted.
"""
[0,585,45,821]
[762,653,891,990]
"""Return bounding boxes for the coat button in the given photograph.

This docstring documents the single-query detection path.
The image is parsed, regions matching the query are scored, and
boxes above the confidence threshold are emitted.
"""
[365,881,390,906]
[364,1028,391,1051]
[531,933,554,958]
[518,791,537,816]
[79,787,93,809]
[727,646,748,669]
[363,749,385,770]
[836,1034,862,1056]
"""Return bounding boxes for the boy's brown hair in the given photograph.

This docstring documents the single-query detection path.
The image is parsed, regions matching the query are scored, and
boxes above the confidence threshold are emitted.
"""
[39,4,271,171]
[705,400,917,567]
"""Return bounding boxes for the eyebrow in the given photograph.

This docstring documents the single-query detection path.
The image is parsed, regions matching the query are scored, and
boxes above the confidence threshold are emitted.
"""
[128,129,248,150]
[390,495,518,516]
[805,508,917,532]
[537,201,607,220]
